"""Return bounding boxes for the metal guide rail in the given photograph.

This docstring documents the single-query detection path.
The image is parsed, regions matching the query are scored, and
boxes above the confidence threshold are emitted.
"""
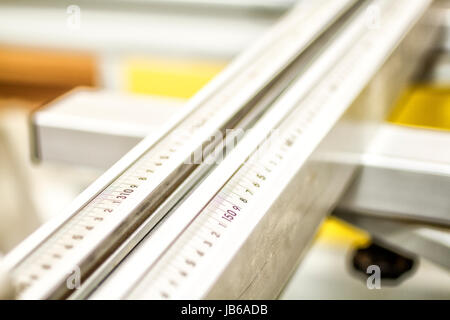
[1,0,435,299]
[2,0,358,299]
[90,0,434,300]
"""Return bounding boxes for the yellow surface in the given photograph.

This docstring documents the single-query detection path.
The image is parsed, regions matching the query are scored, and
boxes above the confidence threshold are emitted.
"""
[389,85,450,131]
[123,57,225,98]
[315,217,370,247]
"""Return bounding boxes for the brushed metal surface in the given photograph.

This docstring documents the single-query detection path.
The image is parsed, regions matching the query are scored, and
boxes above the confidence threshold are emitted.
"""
[205,4,438,298]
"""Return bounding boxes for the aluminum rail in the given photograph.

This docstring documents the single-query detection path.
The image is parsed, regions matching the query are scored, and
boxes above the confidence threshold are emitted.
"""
[337,124,450,227]
[90,0,436,300]
[2,0,358,299]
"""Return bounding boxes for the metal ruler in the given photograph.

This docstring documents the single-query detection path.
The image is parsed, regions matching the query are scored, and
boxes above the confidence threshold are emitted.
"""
[89,0,434,300]
[1,0,435,299]
[3,0,360,299]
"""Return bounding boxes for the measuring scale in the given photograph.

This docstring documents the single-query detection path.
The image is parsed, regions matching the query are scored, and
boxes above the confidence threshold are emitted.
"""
[90,0,433,299]
[1,0,435,299]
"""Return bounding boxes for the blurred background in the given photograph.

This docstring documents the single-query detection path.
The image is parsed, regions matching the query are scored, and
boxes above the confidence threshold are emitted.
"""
[0,0,448,299]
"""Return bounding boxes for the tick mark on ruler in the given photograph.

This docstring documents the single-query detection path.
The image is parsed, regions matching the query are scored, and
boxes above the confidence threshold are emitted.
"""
[179,270,188,277]
[169,280,178,286]
[196,250,204,257]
